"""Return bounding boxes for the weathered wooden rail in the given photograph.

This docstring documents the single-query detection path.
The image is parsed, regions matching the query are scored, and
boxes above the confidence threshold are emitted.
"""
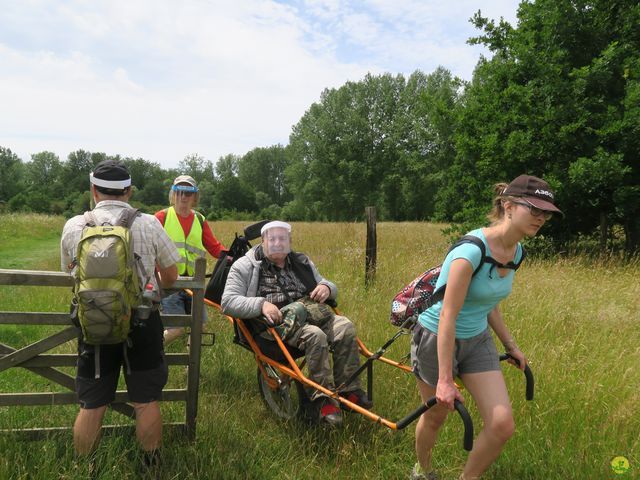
[0,257,206,441]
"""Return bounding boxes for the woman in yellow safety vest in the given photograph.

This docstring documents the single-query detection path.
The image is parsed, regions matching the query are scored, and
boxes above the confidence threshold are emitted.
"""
[155,175,226,344]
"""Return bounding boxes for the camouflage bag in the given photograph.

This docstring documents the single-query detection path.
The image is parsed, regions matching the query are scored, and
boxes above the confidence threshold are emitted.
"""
[298,296,334,327]
[276,302,308,340]
[275,296,335,340]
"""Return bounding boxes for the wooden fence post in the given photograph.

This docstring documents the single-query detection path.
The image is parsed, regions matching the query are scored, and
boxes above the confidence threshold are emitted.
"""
[365,206,377,287]
[185,257,206,440]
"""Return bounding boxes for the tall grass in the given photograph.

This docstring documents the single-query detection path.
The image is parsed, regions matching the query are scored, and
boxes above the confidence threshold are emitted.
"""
[0,216,637,479]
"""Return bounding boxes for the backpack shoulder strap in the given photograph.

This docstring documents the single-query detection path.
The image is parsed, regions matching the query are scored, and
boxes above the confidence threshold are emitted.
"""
[448,234,486,277]
[514,244,527,270]
[83,211,98,227]
[118,207,140,229]
[472,238,527,271]
[117,207,147,282]
[430,235,486,305]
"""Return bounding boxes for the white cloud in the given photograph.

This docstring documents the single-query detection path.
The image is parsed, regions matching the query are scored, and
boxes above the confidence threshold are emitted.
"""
[0,0,520,168]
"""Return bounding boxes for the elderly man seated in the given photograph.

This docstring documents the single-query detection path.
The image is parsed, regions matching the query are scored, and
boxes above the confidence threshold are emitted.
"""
[221,221,372,427]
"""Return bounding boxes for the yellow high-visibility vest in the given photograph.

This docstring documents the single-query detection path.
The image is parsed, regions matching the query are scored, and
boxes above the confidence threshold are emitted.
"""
[163,207,206,276]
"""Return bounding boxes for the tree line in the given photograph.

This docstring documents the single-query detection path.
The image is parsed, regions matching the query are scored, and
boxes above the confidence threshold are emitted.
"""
[1,0,638,253]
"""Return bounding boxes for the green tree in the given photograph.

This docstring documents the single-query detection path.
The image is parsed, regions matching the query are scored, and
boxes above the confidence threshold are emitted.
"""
[0,147,25,204]
[177,154,215,183]
[211,154,255,214]
[288,70,462,222]
[7,192,29,211]
[288,73,407,220]
[60,150,95,197]
[568,149,630,252]
[135,177,168,207]
[451,0,640,251]
[123,157,164,192]
[25,151,63,213]
[238,145,291,207]
[390,68,462,220]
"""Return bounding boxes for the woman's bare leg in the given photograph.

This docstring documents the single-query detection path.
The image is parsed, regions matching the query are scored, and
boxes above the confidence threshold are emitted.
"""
[459,371,514,479]
[415,378,449,472]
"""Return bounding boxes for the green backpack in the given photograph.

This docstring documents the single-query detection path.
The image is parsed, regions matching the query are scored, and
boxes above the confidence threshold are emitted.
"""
[72,208,144,345]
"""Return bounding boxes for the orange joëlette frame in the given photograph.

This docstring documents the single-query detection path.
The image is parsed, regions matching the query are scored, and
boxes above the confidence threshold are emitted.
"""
[199,295,449,432]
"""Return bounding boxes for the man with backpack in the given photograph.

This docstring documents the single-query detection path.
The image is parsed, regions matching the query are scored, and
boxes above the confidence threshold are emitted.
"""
[60,160,180,470]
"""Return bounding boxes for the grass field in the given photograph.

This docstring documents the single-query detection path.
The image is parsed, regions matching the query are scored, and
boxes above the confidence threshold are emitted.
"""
[0,213,638,479]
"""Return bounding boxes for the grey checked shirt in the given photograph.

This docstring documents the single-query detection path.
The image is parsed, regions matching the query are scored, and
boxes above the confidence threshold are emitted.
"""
[258,259,307,308]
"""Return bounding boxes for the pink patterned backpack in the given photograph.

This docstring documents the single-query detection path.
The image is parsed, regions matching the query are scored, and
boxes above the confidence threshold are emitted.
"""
[389,235,527,327]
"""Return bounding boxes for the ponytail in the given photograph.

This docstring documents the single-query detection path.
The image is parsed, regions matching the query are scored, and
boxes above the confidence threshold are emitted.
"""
[487,182,510,224]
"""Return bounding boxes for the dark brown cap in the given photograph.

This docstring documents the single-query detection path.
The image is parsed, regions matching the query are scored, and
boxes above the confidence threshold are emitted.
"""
[502,174,562,214]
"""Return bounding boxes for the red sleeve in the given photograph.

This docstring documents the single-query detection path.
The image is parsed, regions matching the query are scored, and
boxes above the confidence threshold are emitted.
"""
[154,210,166,226]
[202,220,226,258]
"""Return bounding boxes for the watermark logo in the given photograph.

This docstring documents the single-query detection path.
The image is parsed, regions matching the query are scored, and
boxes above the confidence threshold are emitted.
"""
[611,456,630,475]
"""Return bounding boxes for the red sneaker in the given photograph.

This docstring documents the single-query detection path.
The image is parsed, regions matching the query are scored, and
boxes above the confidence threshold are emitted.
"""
[319,399,343,427]
[342,389,373,410]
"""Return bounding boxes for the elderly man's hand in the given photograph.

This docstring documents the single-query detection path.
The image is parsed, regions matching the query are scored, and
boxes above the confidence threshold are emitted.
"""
[309,284,331,304]
[261,301,283,326]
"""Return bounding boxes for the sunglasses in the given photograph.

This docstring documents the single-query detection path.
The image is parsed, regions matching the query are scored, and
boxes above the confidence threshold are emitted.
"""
[512,201,553,220]
[172,184,198,197]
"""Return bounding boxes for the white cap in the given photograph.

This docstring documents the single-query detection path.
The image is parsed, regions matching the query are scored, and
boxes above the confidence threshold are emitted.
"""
[260,221,292,235]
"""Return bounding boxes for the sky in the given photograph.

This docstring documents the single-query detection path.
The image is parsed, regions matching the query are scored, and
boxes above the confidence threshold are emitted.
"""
[0,0,521,169]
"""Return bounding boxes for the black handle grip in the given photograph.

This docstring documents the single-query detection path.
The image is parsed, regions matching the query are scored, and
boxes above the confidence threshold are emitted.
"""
[454,399,474,452]
[396,397,474,452]
[500,353,535,401]
[396,397,437,430]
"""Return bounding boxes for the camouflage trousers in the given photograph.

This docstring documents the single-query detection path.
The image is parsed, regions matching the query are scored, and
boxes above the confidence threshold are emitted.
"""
[261,314,362,401]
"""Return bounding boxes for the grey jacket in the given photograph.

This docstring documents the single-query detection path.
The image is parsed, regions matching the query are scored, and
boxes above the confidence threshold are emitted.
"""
[221,245,337,319]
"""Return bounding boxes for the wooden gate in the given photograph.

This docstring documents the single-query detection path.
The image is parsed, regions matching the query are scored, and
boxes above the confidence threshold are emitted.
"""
[0,257,206,440]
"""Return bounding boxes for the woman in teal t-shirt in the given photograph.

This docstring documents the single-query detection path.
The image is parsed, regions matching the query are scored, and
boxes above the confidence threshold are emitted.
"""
[409,175,563,480]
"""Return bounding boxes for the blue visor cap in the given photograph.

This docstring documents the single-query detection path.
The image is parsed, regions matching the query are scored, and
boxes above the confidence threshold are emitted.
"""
[172,184,198,193]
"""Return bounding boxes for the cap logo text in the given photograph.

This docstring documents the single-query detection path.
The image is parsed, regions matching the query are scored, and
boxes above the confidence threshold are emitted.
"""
[535,189,554,199]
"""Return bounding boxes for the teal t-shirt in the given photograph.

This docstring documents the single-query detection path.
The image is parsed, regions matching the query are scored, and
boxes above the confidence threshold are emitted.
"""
[418,229,523,339]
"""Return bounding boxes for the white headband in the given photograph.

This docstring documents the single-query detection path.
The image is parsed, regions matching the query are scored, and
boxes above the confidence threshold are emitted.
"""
[261,221,291,235]
[90,172,131,189]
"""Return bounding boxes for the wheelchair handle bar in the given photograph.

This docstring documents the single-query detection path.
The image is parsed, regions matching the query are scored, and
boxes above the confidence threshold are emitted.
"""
[396,397,474,451]
[499,353,534,401]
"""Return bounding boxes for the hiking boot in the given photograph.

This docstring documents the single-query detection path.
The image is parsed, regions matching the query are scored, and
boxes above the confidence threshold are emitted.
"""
[409,463,439,480]
[341,388,373,411]
[318,398,343,427]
